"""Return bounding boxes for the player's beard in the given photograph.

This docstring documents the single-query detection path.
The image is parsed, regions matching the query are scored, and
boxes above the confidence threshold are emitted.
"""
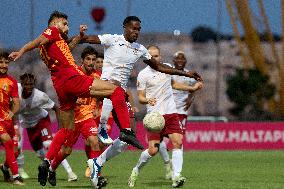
[61,32,69,41]
[0,68,8,75]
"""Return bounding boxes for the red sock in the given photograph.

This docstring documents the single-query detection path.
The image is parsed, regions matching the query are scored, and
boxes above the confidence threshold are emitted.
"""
[85,145,104,159]
[3,140,18,176]
[51,150,67,171]
[110,87,130,130]
[46,128,70,161]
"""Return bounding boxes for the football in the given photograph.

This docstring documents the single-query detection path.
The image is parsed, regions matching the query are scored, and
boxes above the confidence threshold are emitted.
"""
[143,112,165,133]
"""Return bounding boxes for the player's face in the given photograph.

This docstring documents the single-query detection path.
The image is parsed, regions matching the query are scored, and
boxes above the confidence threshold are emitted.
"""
[55,18,69,38]
[173,54,187,70]
[124,21,141,43]
[82,54,96,73]
[148,48,162,63]
[22,79,35,95]
[0,57,9,75]
[95,57,103,71]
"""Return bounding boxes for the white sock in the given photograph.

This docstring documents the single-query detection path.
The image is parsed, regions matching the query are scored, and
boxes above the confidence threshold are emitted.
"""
[17,152,25,169]
[61,159,73,174]
[99,98,113,131]
[96,138,128,166]
[159,140,170,163]
[172,148,183,178]
[134,149,152,172]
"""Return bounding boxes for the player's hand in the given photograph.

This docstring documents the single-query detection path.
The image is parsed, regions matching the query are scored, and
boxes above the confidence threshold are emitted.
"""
[132,106,140,113]
[9,51,22,61]
[195,81,204,90]
[186,71,203,81]
[147,98,157,106]
[79,24,88,38]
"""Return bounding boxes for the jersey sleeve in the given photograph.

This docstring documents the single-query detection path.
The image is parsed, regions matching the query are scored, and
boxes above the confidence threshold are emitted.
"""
[137,72,146,91]
[10,78,19,98]
[41,26,61,42]
[98,34,116,46]
[40,93,55,110]
[141,46,152,60]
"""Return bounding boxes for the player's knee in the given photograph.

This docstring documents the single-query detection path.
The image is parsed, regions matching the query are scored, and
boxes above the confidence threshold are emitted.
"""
[171,140,183,149]
[62,146,73,155]
[0,133,11,143]
[148,144,159,156]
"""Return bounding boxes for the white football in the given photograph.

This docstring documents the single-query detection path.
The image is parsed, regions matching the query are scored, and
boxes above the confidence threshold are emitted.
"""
[143,112,165,133]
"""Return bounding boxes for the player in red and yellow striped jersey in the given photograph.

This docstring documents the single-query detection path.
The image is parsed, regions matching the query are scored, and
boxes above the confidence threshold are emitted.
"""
[0,51,23,185]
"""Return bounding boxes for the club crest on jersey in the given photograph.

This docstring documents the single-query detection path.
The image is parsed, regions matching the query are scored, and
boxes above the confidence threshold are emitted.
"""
[2,84,8,91]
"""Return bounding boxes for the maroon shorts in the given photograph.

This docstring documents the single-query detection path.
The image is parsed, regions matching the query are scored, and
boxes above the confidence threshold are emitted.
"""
[147,113,183,141]
[26,116,53,151]
[53,72,94,111]
[64,118,99,147]
[178,114,187,133]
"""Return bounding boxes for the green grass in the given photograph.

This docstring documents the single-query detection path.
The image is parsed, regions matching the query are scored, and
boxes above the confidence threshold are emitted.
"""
[1,150,284,189]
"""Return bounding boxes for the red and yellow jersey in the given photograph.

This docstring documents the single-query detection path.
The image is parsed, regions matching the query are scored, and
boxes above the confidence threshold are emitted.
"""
[0,75,18,120]
[74,69,101,123]
[39,26,84,76]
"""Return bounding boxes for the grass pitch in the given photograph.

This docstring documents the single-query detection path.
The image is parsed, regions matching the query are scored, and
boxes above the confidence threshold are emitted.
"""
[0,150,284,189]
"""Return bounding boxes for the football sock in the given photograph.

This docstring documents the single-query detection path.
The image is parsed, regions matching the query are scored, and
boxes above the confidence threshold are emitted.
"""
[61,159,73,174]
[16,152,25,169]
[172,148,183,178]
[85,145,103,159]
[159,140,170,163]
[134,149,152,172]
[109,87,130,130]
[3,140,19,175]
[50,150,65,171]
[96,138,128,166]
[98,98,113,131]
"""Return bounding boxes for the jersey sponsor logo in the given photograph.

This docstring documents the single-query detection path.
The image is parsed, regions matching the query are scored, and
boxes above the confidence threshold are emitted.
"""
[44,28,52,35]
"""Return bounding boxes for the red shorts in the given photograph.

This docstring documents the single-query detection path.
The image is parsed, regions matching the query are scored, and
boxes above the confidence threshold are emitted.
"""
[26,116,53,151]
[53,71,94,111]
[64,118,99,147]
[178,114,187,133]
[0,120,18,147]
[147,113,183,141]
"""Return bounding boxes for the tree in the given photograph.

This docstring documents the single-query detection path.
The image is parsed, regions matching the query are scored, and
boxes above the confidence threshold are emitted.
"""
[226,68,275,118]
[190,26,217,42]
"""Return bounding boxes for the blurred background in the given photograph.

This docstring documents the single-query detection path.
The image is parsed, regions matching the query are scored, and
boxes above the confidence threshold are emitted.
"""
[0,0,283,121]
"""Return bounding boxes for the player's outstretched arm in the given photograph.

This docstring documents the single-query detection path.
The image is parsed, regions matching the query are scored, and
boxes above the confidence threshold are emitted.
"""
[137,90,156,106]
[9,35,49,61]
[80,35,101,44]
[68,25,88,50]
[172,80,204,92]
[143,58,203,81]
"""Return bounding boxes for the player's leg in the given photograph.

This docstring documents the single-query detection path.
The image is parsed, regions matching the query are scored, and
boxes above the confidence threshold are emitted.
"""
[159,139,172,180]
[16,126,29,179]
[168,132,185,188]
[0,121,24,185]
[89,79,143,149]
[97,98,113,144]
[128,139,160,188]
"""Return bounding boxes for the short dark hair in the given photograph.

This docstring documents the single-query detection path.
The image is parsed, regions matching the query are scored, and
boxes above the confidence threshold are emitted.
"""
[48,11,68,25]
[81,46,98,59]
[123,16,141,26]
[20,73,36,83]
[0,50,9,60]
[96,53,104,59]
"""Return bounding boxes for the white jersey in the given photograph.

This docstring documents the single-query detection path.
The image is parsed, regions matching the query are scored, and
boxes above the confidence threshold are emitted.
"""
[99,34,151,90]
[137,64,177,115]
[172,70,197,115]
[17,83,55,128]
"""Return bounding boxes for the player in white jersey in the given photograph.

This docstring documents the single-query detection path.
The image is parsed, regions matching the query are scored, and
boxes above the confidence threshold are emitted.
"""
[172,51,203,129]
[15,73,77,182]
[80,16,202,188]
[128,45,198,188]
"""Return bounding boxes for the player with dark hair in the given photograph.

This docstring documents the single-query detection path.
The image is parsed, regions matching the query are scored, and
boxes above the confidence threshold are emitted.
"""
[9,11,144,187]
[0,51,23,185]
[78,16,202,187]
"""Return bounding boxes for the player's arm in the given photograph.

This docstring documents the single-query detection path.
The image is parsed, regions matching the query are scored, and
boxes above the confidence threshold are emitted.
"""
[144,58,202,81]
[172,80,204,92]
[137,90,156,106]
[68,25,88,51]
[9,97,20,119]
[184,93,195,111]
[127,89,139,112]
[80,34,101,44]
[9,35,49,61]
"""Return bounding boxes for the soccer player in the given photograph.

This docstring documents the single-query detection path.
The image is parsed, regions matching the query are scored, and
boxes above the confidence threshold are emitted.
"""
[128,45,199,188]
[15,73,77,182]
[0,51,23,185]
[158,51,204,180]
[9,11,144,186]
[82,16,202,187]
[46,46,110,187]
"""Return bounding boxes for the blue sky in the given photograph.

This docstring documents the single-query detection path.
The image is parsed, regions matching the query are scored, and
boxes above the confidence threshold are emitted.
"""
[0,0,281,48]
